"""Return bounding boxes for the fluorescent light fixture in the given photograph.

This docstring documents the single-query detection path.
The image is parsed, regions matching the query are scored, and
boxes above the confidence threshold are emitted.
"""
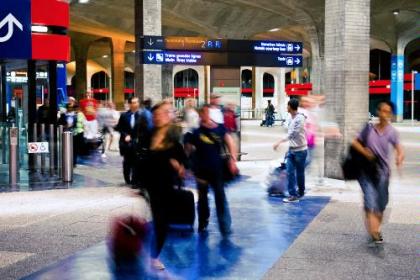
[269,28,280,32]
[31,25,48,33]
[78,0,90,3]
[392,9,400,15]
[102,55,109,58]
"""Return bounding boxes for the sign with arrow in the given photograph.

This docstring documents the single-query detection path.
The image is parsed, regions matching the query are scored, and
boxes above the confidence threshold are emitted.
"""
[0,0,31,59]
[142,51,302,67]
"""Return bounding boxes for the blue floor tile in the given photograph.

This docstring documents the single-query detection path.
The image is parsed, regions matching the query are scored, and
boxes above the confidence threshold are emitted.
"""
[23,180,329,280]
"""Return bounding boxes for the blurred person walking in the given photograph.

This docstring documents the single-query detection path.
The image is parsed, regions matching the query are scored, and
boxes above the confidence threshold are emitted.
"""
[185,105,237,236]
[182,98,200,134]
[273,98,307,202]
[209,93,224,124]
[58,102,85,166]
[143,101,186,270]
[351,101,404,245]
[116,97,142,185]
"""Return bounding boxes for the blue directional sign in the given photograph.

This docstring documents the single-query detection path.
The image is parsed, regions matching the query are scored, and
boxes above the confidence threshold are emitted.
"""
[142,51,302,68]
[252,41,303,54]
[0,0,32,59]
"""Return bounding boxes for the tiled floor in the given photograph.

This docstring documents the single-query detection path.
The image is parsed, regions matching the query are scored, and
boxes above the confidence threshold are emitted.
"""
[23,179,329,280]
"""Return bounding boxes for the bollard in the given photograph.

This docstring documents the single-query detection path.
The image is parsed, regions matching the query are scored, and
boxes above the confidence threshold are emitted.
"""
[57,125,63,179]
[31,123,38,171]
[1,126,6,164]
[62,131,73,182]
[9,127,18,185]
[40,123,46,174]
[49,124,55,175]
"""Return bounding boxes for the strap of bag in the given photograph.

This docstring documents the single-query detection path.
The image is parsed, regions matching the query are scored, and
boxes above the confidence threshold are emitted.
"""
[201,127,229,157]
[359,122,371,145]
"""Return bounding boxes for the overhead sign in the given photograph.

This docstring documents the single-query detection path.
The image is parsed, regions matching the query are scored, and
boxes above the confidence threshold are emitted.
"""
[142,51,302,67]
[0,0,32,59]
[27,142,49,154]
[141,36,302,55]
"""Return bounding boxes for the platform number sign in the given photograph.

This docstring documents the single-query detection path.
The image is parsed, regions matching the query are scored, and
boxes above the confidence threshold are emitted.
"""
[0,0,32,59]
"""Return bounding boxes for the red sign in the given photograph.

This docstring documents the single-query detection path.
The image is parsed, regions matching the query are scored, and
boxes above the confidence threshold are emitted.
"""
[31,0,70,61]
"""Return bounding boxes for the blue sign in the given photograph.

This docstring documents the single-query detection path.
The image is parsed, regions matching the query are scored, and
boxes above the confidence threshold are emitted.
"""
[143,51,206,65]
[415,73,420,91]
[142,51,303,68]
[0,0,32,59]
[390,55,404,118]
[253,41,303,54]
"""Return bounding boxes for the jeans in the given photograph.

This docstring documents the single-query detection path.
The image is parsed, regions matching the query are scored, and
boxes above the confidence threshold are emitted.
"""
[197,170,232,234]
[286,149,307,197]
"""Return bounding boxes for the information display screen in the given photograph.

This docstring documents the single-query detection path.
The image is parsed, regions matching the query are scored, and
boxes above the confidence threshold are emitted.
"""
[141,36,302,54]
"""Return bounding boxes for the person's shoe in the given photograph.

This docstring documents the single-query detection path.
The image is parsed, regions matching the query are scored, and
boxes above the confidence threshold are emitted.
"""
[375,233,384,244]
[298,190,305,198]
[283,196,300,203]
[151,258,165,270]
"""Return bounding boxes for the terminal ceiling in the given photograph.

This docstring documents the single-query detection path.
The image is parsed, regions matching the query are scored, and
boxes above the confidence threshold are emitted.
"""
[69,0,420,64]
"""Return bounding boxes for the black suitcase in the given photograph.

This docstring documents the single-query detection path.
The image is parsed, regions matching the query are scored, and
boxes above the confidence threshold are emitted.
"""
[168,187,195,230]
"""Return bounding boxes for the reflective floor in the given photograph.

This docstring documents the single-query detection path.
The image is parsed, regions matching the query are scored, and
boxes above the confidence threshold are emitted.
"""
[23,179,329,280]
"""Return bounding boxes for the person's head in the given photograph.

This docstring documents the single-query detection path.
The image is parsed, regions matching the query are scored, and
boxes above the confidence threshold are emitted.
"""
[267,100,271,104]
[287,98,299,113]
[142,98,152,110]
[128,96,140,112]
[44,99,50,106]
[210,93,221,106]
[68,97,76,107]
[185,98,196,109]
[377,101,394,122]
[152,101,173,128]
[198,104,211,123]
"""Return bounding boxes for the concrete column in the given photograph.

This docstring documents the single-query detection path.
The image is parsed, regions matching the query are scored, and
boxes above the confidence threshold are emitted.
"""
[251,66,257,115]
[254,67,264,110]
[135,0,162,103]
[324,0,370,179]
[311,55,324,94]
[73,41,90,101]
[390,54,404,122]
[276,68,287,118]
[111,39,126,109]
[162,65,173,100]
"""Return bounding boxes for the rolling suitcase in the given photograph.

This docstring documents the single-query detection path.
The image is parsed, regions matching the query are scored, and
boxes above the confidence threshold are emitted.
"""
[267,154,288,197]
[168,187,195,230]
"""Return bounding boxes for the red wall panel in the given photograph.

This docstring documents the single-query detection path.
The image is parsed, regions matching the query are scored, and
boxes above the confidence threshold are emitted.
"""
[32,34,70,61]
[31,0,69,28]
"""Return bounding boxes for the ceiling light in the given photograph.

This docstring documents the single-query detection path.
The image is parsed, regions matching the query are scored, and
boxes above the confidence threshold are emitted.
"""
[392,9,400,15]
[132,50,136,53]
[102,55,109,58]
[78,0,90,3]
[31,25,48,33]
[269,28,280,32]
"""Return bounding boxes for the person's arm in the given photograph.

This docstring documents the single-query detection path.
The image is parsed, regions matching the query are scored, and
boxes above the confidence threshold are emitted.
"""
[394,143,404,168]
[351,138,375,161]
[224,133,237,161]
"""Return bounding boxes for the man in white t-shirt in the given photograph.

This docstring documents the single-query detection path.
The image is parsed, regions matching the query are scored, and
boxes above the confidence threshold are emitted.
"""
[209,93,224,124]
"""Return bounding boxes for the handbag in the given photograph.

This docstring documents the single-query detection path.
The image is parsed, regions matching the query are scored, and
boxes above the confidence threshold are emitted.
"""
[341,123,376,180]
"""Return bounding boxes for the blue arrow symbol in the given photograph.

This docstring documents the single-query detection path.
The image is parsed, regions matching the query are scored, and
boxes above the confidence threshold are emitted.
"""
[294,57,301,64]
[147,53,154,61]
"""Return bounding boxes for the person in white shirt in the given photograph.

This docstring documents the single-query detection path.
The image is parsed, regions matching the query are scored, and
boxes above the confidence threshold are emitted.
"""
[209,93,224,124]
[273,98,308,202]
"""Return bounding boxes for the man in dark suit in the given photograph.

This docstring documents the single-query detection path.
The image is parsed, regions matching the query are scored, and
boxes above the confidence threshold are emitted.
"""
[116,96,141,185]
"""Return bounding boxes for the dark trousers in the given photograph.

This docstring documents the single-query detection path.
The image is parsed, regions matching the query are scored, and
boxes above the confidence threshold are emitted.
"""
[123,152,137,184]
[286,149,307,197]
[148,191,169,258]
[73,133,84,166]
[197,170,231,234]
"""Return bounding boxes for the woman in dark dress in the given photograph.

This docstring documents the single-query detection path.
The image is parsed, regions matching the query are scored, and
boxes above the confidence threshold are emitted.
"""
[144,101,185,270]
